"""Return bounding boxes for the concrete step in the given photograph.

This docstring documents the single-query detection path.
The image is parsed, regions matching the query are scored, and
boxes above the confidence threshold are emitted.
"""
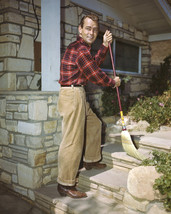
[34,184,140,214]
[78,167,128,204]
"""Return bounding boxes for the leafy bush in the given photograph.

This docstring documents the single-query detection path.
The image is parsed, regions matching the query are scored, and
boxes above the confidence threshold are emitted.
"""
[141,150,171,211]
[128,89,171,132]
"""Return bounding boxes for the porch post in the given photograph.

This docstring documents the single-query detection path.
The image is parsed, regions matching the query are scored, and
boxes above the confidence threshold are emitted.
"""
[41,0,60,91]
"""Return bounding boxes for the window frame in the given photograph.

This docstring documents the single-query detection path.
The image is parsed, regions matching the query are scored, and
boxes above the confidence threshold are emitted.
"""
[101,39,142,75]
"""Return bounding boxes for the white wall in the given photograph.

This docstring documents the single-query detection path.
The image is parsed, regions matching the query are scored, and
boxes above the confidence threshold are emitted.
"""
[41,0,60,91]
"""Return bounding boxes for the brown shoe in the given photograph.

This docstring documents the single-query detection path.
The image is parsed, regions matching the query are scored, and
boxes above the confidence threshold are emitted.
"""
[83,161,107,170]
[57,184,87,198]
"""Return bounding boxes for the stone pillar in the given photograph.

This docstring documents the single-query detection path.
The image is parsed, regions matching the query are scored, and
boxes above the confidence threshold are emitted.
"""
[41,0,60,91]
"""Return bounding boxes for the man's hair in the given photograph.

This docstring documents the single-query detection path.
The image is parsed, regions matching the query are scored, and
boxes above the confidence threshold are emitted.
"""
[79,14,99,28]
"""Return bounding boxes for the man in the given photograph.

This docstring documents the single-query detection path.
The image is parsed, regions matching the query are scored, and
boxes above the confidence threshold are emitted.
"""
[57,14,121,198]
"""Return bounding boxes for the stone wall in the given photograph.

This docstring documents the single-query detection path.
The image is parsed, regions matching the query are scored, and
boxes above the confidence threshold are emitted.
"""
[0,0,41,91]
[150,40,171,66]
[0,91,61,200]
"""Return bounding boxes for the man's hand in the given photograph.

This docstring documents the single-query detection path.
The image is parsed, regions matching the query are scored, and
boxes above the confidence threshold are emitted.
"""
[103,30,112,47]
[114,76,121,88]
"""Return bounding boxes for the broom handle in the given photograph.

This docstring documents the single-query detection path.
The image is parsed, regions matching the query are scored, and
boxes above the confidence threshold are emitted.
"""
[108,42,126,129]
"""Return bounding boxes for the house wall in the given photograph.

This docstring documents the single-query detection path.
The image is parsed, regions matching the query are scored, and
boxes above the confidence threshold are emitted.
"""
[150,40,171,65]
[0,0,41,91]
[0,91,61,200]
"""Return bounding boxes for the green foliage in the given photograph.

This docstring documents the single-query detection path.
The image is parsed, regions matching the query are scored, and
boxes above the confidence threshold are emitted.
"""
[150,55,171,95]
[128,89,171,132]
[141,150,171,211]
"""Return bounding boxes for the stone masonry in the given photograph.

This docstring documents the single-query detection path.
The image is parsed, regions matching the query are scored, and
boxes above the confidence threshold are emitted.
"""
[0,91,61,201]
[0,0,41,91]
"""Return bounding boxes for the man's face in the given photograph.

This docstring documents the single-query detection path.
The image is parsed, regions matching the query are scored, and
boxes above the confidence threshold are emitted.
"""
[79,17,98,46]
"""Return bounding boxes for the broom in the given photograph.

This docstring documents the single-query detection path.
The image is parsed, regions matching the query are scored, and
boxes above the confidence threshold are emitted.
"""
[108,42,145,160]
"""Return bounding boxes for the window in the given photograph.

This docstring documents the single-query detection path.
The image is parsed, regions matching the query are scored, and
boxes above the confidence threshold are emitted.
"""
[91,34,141,74]
[34,41,41,72]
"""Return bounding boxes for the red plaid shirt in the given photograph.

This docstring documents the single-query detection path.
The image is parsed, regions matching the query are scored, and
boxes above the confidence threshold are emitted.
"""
[59,36,115,87]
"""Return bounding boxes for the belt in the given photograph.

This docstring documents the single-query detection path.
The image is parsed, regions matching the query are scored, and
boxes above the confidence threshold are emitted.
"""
[61,85,84,87]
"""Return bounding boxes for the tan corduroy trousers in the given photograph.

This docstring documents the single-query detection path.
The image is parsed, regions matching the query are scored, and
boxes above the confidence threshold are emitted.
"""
[57,86,102,186]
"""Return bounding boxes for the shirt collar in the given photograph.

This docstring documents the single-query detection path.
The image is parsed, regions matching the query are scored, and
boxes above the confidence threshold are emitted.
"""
[77,36,91,49]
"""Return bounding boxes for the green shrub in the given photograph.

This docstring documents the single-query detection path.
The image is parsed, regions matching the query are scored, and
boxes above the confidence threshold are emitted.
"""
[141,150,171,211]
[128,89,171,132]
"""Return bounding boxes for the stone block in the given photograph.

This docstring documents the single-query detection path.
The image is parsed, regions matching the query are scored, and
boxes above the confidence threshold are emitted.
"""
[1,0,18,9]
[26,136,43,149]
[1,23,21,35]
[18,121,42,136]
[4,12,24,25]
[22,26,34,35]
[18,34,34,59]
[0,43,16,57]
[29,74,41,90]
[6,103,18,111]
[135,30,143,40]
[48,105,58,118]
[4,58,32,72]
[44,121,57,134]
[18,163,42,189]
[0,99,6,116]
[0,172,11,184]
[6,112,13,119]
[0,35,20,43]
[54,133,62,145]
[2,146,12,158]
[9,133,14,144]
[28,190,35,201]
[0,14,3,23]
[61,6,78,26]
[45,140,53,147]
[14,112,28,120]
[46,151,57,164]
[123,191,149,212]
[18,104,27,112]
[65,24,72,33]
[127,166,163,201]
[0,159,17,173]
[43,175,51,185]
[15,134,25,146]
[29,100,47,121]
[0,118,6,129]
[6,120,18,132]
[13,184,27,197]
[147,204,168,214]
[0,61,3,72]
[28,149,46,167]
[17,76,28,90]
[19,1,29,12]
[12,174,18,183]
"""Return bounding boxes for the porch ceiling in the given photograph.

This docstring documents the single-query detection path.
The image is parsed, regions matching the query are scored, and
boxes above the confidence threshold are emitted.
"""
[98,0,171,35]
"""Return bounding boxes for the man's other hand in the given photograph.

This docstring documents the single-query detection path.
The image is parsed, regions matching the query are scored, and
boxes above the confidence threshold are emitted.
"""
[114,76,121,88]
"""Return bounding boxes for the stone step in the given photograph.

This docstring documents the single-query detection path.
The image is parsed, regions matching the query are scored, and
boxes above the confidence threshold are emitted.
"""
[139,136,171,152]
[34,184,140,214]
[102,143,144,171]
[108,131,171,153]
[78,167,128,204]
